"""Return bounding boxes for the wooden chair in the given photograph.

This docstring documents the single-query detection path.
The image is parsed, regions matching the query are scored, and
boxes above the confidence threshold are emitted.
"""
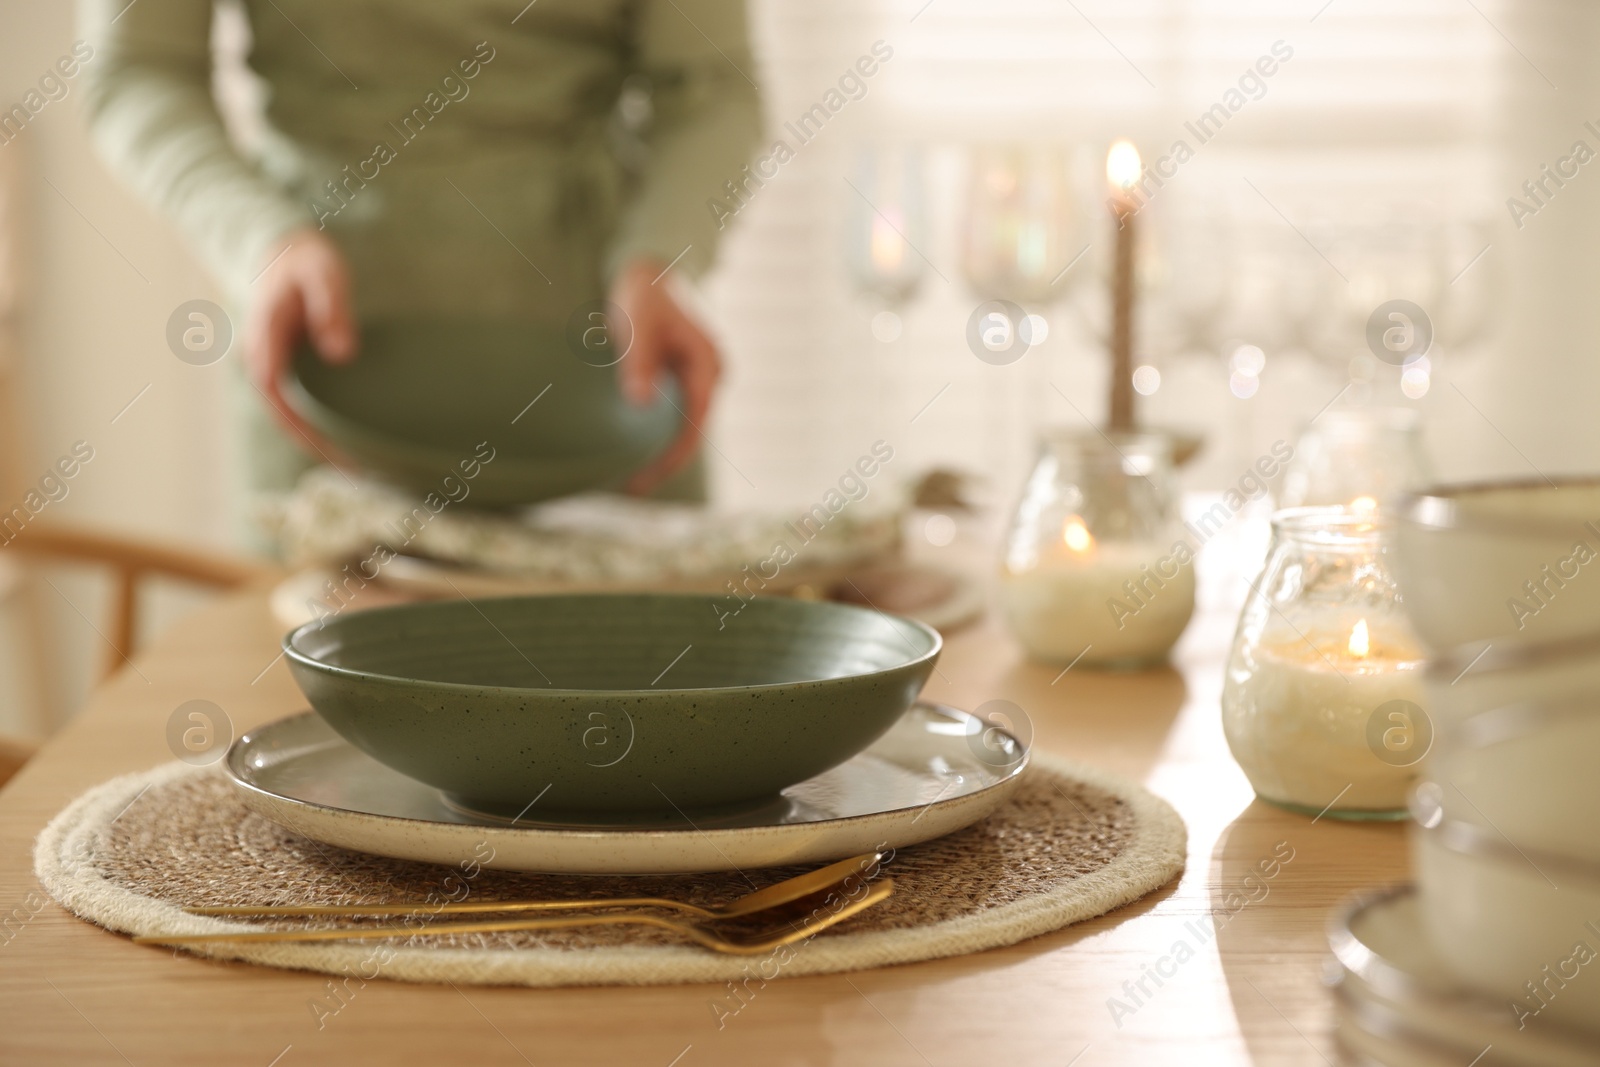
[7,523,278,680]
[0,523,277,788]
[0,736,31,788]
[0,142,280,787]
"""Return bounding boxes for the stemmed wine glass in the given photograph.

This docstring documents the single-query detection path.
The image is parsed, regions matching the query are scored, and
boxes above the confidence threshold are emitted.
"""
[846,145,930,423]
[954,145,1092,488]
[847,145,929,317]
[1140,189,1237,364]
[1307,213,1447,369]
[1435,213,1499,353]
[960,144,1092,307]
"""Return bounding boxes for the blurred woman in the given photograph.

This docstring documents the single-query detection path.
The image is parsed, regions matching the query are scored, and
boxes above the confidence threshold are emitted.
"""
[78,0,760,535]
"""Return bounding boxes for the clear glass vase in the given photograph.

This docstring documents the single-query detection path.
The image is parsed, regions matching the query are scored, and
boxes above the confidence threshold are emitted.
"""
[1221,507,1429,820]
[998,430,1194,669]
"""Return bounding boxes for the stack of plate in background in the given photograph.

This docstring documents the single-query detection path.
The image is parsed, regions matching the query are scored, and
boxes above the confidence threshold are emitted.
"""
[1326,479,1600,1066]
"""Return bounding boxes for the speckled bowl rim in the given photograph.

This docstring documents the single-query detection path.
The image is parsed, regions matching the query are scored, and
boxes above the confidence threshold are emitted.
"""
[283,592,943,698]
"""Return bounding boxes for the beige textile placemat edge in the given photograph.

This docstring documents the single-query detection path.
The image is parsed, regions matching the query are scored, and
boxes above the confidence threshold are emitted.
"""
[35,756,1186,988]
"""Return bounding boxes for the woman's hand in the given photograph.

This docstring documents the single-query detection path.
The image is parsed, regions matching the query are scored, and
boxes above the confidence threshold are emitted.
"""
[611,259,723,495]
[244,227,358,450]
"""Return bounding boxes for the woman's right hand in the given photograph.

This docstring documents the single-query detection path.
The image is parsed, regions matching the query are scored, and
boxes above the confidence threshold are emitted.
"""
[244,227,358,450]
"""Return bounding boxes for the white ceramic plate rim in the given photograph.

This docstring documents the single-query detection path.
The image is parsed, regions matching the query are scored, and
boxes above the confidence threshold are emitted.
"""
[1329,884,1600,1059]
[1402,477,1600,536]
[224,703,1030,874]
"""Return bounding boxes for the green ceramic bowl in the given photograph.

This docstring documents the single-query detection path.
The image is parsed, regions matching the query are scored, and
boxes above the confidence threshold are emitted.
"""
[284,319,680,507]
[284,594,942,814]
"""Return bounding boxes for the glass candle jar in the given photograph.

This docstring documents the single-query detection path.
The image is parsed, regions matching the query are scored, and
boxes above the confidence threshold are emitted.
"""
[1278,406,1431,511]
[998,430,1195,669]
[1221,507,1429,819]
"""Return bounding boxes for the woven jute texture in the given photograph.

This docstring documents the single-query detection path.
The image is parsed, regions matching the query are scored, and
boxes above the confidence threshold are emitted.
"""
[35,755,1185,987]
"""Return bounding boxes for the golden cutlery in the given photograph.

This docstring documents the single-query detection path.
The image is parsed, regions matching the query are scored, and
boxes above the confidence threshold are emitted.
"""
[184,851,885,922]
[138,878,894,956]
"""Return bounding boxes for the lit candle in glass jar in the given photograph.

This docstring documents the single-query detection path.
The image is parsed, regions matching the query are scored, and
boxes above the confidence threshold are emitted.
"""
[1223,612,1428,817]
[1223,508,1431,819]
[999,513,1195,669]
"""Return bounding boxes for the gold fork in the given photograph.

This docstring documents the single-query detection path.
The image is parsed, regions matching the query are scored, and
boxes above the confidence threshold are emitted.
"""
[184,851,885,922]
[138,878,894,956]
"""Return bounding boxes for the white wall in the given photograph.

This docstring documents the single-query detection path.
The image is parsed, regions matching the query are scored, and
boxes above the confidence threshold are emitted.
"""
[1,0,237,733]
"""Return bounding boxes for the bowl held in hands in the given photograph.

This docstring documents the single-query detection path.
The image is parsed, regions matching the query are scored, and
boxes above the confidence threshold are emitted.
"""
[285,318,680,507]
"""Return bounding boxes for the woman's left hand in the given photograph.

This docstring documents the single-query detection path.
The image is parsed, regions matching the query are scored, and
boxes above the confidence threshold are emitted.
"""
[611,259,723,495]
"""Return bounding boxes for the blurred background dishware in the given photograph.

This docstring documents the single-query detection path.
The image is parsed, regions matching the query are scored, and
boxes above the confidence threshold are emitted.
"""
[1327,885,1600,1064]
[998,429,1193,668]
[1222,506,1427,819]
[1395,478,1600,652]
[1426,629,1600,726]
[1386,478,1600,1039]
[1420,638,1600,862]
[1409,698,1600,1036]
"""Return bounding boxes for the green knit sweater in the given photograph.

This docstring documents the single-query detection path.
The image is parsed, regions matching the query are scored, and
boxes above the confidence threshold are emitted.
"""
[77,0,762,321]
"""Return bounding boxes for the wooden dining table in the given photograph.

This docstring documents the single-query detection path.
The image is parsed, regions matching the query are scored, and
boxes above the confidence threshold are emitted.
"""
[0,522,1407,1066]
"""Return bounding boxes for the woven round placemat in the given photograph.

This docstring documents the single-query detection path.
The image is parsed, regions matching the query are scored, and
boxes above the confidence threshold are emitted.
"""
[35,754,1185,987]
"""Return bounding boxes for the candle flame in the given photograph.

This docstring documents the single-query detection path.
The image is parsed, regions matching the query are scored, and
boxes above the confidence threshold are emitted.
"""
[1106,140,1142,191]
[1348,618,1370,658]
[1062,517,1094,554]
[1351,495,1378,515]
[870,211,906,274]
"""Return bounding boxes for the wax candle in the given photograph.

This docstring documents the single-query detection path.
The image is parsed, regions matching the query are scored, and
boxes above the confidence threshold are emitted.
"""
[1106,140,1142,433]
[999,515,1195,667]
[1222,617,1427,814]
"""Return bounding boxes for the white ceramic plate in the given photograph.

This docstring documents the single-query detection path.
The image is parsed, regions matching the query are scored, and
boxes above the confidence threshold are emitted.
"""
[225,703,1028,875]
[1329,885,1600,1066]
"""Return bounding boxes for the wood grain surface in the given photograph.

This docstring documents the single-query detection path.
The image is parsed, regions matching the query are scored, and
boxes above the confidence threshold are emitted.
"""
[0,546,1406,1065]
